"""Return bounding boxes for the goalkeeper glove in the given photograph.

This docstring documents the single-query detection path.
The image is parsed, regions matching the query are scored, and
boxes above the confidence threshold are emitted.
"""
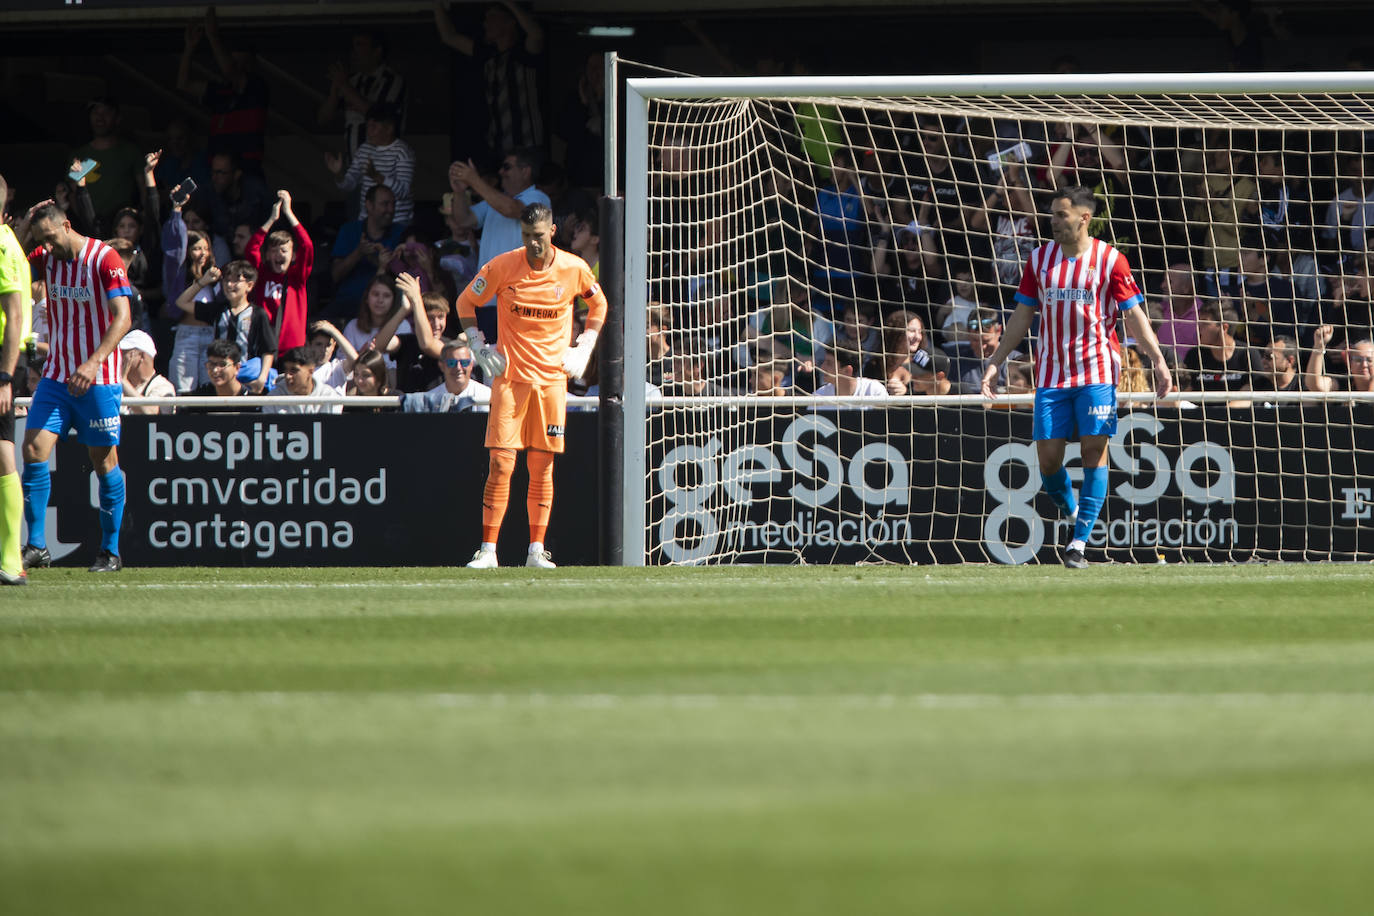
[463,327,507,379]
[562,329,598,379]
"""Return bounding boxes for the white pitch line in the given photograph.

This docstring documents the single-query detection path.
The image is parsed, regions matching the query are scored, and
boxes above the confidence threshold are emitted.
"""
[8,691,1374,710]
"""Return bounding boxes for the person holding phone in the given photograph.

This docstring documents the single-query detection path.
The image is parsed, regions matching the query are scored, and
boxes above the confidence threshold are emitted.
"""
[70,96,143,233]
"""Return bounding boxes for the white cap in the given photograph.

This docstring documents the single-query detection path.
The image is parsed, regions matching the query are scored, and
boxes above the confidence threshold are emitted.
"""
[118,329,157,357]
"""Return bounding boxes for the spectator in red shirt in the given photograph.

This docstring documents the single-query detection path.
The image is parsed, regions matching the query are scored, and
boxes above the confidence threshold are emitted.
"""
[245,189,312,350]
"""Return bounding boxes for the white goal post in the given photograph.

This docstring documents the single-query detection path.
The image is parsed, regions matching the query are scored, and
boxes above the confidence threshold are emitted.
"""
[620,71,1374,566]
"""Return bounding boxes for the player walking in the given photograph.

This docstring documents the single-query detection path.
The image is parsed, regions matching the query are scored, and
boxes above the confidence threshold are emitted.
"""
[981,186,1172,568]
[21,202,133,573]
[457,203,606,568]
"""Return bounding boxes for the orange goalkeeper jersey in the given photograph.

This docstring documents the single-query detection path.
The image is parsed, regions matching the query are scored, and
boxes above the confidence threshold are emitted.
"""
[456,247,608,385]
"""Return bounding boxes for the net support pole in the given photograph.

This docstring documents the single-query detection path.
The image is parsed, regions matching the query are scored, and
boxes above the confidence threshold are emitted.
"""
[597,194,626,566]
[620,82,649,566]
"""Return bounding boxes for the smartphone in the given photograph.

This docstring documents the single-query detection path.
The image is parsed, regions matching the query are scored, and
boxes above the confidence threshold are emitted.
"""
[170,178,197,207]
[68,158,98,182]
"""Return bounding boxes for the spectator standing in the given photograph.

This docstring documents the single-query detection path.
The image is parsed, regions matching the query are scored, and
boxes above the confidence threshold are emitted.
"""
[448,148,551,340]
[197,152,272,242]
[21,202,134,573]
[318,28,407,163]
[246,190,313,351]
[325,103,415,226]
[329,184,405,319]
[385,273,448,392]
[118,330,176,415]
[183,260,277,393]
[71,97,143,233]
[434,0,546,163]
[177,8,269,170]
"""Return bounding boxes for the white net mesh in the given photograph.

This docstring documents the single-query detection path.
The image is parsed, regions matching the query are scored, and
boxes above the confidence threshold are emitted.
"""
[635,80,1374,565]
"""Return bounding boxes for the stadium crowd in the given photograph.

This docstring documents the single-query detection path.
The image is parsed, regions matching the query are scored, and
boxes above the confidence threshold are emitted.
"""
[646,112,1374,404]
[3,5,607,415]
[4,4,1373,413]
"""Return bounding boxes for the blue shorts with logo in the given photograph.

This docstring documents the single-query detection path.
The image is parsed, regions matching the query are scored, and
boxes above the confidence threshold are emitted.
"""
[27,377,123,447]
[1032,383,1117,441]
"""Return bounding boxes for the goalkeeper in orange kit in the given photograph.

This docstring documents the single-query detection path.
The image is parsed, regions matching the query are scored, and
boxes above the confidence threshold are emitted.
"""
[457,202,608,569]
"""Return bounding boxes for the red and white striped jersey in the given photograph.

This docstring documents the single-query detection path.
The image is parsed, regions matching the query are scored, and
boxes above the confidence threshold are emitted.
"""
[29,238,133,385]
[1014,238,1144,389]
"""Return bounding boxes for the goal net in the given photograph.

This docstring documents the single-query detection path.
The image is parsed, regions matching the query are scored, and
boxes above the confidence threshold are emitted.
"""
[621,73,1374,566]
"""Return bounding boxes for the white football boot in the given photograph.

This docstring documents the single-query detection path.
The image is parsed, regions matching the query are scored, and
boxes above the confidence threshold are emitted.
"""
[466,546,499,568]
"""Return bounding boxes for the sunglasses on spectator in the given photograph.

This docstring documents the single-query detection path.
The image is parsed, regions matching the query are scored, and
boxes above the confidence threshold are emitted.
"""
[446,357,474,369]
[966,316,1000,331]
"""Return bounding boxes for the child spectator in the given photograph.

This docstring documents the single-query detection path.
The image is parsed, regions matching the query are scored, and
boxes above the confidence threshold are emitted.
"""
[383,273,446,393]
[246,190,313,351]
[189,338,253,400]
[342,276,410,371]
[162,200,220,393]
[343,350,393,413]
[266,345,342,414]
[181,260,277,393]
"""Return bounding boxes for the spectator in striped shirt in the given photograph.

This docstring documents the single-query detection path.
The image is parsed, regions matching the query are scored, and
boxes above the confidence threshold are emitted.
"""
[326,103,415,227]
[318,28,408,164]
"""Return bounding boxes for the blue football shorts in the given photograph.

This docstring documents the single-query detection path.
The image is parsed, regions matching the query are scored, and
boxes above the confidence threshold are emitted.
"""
[27,377,123,447]
[1032,383,1117,441]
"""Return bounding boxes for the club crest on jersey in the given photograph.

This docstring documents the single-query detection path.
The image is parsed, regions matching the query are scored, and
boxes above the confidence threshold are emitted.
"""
[554,284,564,299]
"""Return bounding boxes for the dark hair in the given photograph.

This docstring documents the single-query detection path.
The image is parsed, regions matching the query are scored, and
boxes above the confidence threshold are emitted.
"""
[278,345,321,370]
[113,207,142,232]
[206,338,243,363]
[350,349,390,395]
[183,229,216,280]
[357,27,388,56]
[1269,335,1298,355]
[0,173,7,219]
[29,202,67,226]
[1052,185,1099,216]
[220,259,258,285]
[355,276,398,332]
[508,145,542,181]
[520,202,553,228]
[828,346,863,374]
[265,229,294,250]
[365,182,395,204]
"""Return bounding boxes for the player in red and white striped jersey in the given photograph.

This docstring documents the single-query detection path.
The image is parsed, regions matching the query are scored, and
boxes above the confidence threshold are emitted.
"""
[981,186,1172,568]
[19,202,133,574]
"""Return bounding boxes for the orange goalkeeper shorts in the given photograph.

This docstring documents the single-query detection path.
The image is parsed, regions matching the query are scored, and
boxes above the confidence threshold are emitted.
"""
[485,376,568,453]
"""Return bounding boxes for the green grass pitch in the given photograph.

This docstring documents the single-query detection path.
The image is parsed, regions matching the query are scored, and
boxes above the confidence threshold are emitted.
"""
[3,564,1374,915]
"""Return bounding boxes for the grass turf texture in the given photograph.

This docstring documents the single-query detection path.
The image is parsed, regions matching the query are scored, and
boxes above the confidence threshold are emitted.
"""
[3,566,1374,915]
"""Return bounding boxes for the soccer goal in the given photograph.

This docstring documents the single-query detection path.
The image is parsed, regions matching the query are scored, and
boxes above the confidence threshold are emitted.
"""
[619,72,1374,566]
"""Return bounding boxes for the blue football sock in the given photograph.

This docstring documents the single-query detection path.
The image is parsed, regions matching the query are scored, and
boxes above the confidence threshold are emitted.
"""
[22,461,51,549]
[97,467,126,555]
[1073,465,1109,544]
[1041,466,1077,519]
